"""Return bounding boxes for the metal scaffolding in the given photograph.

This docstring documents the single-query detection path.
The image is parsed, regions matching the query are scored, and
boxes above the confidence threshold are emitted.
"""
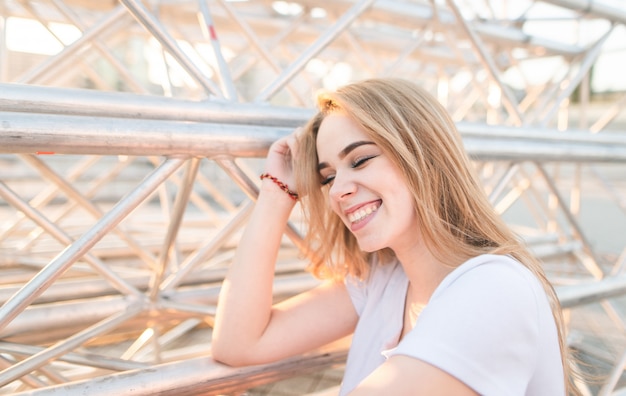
[0,0,625,394]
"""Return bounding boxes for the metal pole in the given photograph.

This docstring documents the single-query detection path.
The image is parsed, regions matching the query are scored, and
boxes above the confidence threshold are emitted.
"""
[17,5,128,84]
[542,0,626,25]
[0,156,101,244]
[119,0,222,98]
[16,157,136,252]
[539,26,614,126]
[591,93,626,133]
[160,201,254,291]
[1,111,625,160]
[150,158,200,300]
[0,158,185,332]
[12,350,348,396]
[0,111,289,157]
[536,164,604,277]
[558,274,626,308]
[0,356,47,389]
[0,181,143,298]
[50,0,150,94]
[217,0,308,106]
[0,82,312,126]
[445,0,523,125]
[255,0,377,102]
[0,342,148,371]
[0,295,138,339]
[19,154,157,267]
[488,163,519,204]
[198,0,237,100]
[0,302,145,387]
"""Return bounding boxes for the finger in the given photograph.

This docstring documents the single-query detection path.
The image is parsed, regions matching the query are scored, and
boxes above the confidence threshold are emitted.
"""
[285,129,301,159]
[269,135,291,156]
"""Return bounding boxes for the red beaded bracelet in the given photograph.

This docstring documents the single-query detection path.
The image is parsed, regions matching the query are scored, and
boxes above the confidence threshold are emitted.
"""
[260,173,299,201]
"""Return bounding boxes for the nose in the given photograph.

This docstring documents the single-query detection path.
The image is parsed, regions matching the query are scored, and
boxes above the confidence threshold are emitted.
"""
[328,171,356,202]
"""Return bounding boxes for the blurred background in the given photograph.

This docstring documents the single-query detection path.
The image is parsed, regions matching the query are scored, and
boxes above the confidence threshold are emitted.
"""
[0,0,625,394]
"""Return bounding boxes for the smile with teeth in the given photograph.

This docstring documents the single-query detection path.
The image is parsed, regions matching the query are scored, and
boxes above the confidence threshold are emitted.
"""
[347,202,381,224]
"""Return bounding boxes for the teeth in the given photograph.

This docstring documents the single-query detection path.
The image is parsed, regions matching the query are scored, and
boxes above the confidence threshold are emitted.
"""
[348,203,380,223]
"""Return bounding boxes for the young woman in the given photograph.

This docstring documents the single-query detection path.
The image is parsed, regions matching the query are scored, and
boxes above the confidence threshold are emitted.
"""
[212,78,577,395]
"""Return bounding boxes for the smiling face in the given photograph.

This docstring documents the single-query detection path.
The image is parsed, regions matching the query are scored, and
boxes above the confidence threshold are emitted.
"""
[316,112,420,255]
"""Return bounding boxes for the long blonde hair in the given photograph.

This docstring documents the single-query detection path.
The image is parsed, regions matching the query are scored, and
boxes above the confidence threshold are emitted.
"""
[295,78,579,394]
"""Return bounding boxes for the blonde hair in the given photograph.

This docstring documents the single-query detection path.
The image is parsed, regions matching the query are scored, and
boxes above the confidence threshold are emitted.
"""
[295,78,580,394]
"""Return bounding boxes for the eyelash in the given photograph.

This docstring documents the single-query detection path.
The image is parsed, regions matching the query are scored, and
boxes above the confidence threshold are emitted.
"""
[352,155,376,168]
[320,155,378,186]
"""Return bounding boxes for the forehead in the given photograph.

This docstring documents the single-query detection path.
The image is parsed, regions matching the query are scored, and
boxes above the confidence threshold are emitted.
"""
[316,113,370,158]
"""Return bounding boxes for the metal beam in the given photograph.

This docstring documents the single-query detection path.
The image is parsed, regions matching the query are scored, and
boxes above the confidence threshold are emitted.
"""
[12,350,348,396]
[543,0,626,25]
[0,83,311,127]
[1,110,625,161]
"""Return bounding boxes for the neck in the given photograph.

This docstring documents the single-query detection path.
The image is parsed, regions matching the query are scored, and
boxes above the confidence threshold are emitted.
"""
[395,242,454,305]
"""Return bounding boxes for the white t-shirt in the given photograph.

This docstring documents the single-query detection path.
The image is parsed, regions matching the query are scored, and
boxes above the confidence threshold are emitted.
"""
[341,254,564,396]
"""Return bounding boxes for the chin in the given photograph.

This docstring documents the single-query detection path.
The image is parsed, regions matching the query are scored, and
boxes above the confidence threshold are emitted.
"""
[356,239,385,253]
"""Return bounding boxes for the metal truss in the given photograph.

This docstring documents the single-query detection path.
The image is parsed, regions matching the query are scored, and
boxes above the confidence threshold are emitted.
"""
[0,0,625,394]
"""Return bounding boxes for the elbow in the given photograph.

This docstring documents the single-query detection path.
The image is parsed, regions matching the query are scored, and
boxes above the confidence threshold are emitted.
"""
[212,350,257,367]
[211,340,237,366]
[211,337,255,367]
[211,352,243,367]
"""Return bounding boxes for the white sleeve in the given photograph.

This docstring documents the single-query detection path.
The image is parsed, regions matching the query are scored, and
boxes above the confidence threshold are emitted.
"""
[344,273,368,315]
[388,261,543,396]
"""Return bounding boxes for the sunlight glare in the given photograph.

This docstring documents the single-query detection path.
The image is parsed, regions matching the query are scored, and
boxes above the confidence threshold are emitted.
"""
[6,17,81,55]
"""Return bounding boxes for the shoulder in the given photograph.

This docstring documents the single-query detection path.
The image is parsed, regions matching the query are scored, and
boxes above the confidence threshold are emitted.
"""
[403,254,553,365]
[390,255,559,394]
[444,254,533,283]
[433,254,545,309]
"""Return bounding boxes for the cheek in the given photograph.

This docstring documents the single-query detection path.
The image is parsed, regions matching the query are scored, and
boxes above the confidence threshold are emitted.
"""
[329,200,345,224]
[325,190,343,218]
[388,185,417,219]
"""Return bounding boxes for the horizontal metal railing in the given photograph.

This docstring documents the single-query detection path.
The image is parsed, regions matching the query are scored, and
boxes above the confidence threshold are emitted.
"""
[1,85,626,162]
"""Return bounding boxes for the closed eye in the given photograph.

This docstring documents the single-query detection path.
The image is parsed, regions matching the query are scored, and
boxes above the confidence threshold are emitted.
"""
[352,155,378,168]
[321,175,334,186]
[320,155,379,186]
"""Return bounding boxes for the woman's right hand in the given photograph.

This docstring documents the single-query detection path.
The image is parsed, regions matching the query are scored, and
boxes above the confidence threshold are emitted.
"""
[262,127,302,196]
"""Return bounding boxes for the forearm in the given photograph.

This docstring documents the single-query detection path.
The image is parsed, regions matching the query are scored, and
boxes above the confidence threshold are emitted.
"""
[212,180,296,364]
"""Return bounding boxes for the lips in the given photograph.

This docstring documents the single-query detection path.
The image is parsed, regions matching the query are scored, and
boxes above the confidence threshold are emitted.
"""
[347,201,381,224]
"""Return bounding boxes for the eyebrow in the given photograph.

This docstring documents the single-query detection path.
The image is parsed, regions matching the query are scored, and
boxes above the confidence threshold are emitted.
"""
[317,140,376,171]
